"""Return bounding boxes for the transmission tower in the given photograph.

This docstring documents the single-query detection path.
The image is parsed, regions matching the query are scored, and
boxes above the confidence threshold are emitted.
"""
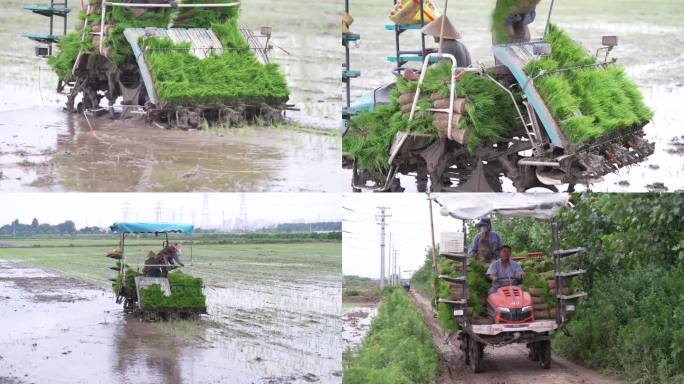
[154,201,162,223]
[201,194,210,229]
[375,206,391,289]
[236,193,248,231]
[122,200,131,222]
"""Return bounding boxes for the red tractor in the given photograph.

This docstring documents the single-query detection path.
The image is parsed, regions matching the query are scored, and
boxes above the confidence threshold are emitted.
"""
[432,193,587,373]
[485,280,534,324]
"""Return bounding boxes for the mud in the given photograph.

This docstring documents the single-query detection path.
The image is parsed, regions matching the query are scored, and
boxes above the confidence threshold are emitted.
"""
[0,107,343,192]
[0,0,343,192]
[341,304,377,353]
[343,0,684,192]
[0,258,342,383]
[408,289,622,384]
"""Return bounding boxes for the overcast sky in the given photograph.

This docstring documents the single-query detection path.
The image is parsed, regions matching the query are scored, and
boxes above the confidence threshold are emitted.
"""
[342,193,466,279]
[0,193,341,229]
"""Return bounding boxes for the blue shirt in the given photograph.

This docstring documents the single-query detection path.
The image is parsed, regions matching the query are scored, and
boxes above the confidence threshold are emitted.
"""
[468,231,503,259]
[506,10,537,27]
[486,259,523,280]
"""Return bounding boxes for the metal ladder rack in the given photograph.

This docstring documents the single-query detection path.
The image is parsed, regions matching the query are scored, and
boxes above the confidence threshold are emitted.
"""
[551,221,587,324]
[342,0,361,125]
[22,0,70,57]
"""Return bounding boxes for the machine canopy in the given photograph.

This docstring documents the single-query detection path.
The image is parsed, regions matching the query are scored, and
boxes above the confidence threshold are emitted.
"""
[435,193,569,220]
[110,222,194,234]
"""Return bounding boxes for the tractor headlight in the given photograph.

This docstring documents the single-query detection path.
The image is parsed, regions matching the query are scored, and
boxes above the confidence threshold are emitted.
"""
[498,307,511,313]
[521,306,531,312]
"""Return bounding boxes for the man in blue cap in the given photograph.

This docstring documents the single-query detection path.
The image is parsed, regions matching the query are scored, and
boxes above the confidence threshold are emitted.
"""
[467,218,503,263]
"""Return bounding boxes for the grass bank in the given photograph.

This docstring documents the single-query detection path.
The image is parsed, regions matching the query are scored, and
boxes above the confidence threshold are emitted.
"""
[343,289,438,384]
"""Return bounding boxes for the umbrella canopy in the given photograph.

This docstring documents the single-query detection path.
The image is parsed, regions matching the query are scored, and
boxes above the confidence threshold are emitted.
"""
[110,222,194,234]
[435,193,569,220]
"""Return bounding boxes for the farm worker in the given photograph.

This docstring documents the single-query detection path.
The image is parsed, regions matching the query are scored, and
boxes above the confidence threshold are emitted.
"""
[467,218,503,263]
[142,251,162,278]
[171,243,185,267]
[497,0,541,43]
[422,16,472,67]
[403,16,471,81]
[486,245,524,294]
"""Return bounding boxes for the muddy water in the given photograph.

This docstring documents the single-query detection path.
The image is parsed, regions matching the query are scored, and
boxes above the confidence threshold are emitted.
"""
[0,107,343,191]
[341,304,377,353]
[0,259,342,383]
[0,0,342,192]
[344,0,684,192]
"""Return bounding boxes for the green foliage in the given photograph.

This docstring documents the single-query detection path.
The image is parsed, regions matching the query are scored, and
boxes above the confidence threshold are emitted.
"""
[555,267,684,383]
[112,265,140,297]
[491,0,542,43]
[48,30,95,81]
[143,37,288,104]
[344,61,520,172]
[525,24,653,143]
[469,193,684,383]
[344,275,376,288]
[138,271,207,311]
[410,247,436,297]
[343,289,438,384]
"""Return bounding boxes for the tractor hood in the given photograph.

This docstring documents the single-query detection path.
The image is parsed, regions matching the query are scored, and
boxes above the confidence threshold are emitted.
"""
[488,285,532,309]
[435,193,569,220]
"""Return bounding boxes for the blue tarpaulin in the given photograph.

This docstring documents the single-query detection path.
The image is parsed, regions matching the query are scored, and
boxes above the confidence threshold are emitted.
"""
[110,222,194,234]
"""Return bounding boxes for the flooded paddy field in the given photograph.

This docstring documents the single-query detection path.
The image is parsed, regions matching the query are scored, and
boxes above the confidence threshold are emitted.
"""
[0,240,342,383]
[343,0,684,192]
[0,0,343,192]
[341,303,377,355]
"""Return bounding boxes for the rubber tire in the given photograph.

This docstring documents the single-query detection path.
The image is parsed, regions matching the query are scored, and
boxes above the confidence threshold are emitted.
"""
[470,339,484,373]
[463,335,471,366]
[528,342,539,361]
[538,340,551,369]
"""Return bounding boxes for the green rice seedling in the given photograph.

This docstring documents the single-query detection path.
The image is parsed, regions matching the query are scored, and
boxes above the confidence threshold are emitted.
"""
[138,271,207,311]
[525,24,653,143]
[48,29,95,80]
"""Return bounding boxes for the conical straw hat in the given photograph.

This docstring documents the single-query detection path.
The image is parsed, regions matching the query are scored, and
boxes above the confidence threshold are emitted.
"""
[421,15,461,40]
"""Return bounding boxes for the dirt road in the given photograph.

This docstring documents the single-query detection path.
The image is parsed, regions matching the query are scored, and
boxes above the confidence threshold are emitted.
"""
[408,289,622,384]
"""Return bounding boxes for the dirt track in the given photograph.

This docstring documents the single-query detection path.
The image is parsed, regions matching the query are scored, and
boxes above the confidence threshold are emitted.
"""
[408,290,623,384]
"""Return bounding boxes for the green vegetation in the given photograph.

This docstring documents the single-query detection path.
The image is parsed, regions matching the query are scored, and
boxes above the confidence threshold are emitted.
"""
[138,271,207,311]
[343,289,438,384]
[343,61,520,172]
[410,248,435,297]
[483,193,684,383]
[47,0,289,104]
[143,37,288,105]
[524,24,653,143]
[48,31,95,81]
[0,240,341,288]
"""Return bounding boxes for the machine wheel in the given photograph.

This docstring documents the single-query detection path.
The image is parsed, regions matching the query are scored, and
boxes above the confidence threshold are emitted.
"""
[462,334,471,366]
[527,342,539,361]
[469,338,484,373]
[538,340,551,369]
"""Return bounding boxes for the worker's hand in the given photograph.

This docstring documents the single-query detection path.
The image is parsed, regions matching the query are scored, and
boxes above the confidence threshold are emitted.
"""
[489,275,497,282]
[519,272,525,280]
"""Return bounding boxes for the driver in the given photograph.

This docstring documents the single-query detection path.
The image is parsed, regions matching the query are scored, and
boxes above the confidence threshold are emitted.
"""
[486,245,524,293]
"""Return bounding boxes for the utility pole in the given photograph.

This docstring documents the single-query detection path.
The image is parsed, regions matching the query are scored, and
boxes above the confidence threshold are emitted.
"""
[388,232,392,286]
[375,207,391,289]
[392,249,399,286]
[154,201,162,223]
